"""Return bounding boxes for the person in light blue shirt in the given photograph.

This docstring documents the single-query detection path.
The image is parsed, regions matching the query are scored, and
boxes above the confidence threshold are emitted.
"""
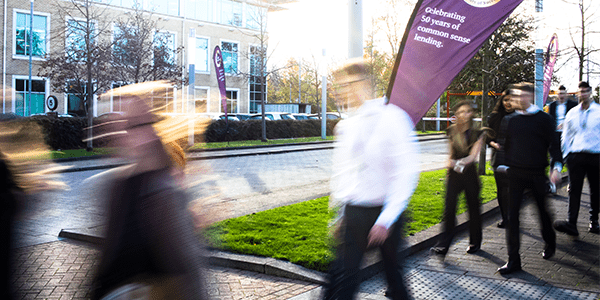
[554,81,600,235]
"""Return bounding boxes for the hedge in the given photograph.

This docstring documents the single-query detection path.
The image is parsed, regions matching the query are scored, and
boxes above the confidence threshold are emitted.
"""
[8,115,340,150]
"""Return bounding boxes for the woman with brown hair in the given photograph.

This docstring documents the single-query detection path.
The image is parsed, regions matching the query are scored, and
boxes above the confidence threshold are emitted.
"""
[432,100,487,256]
[487,89,515,228]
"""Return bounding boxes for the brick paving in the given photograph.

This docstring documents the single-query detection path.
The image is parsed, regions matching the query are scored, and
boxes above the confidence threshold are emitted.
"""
[10,240,319,300]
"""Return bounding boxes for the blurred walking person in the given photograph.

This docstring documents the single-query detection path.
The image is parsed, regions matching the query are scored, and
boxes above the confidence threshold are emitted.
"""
[554,81,600,235]
[91,82,208,299]
[496,82,562,274]
[325,59,419,300]
[487,90,515,228]
[431,101,487,256]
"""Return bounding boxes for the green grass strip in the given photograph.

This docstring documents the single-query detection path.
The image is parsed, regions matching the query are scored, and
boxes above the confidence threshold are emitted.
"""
[204,163,498,272]
[191,136,335,150]
[50,148,115,159]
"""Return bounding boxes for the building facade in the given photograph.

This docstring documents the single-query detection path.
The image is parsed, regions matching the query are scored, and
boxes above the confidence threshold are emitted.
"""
[1,0,285,117]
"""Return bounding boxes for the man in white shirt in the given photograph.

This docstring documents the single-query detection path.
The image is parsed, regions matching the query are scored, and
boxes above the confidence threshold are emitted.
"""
[554,81,600,235]
[324,59,419,300]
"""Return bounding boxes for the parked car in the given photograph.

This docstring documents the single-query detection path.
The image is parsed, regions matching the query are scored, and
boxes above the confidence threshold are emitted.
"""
[250,112,295,121]
[218,114,240,121]
[308,112,346,120]
[291,113,312,120]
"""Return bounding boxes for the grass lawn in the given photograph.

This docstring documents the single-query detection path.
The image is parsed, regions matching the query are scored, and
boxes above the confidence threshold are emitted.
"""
[191,136,335,150]
[50,148,115,159]
[204,164,498,272]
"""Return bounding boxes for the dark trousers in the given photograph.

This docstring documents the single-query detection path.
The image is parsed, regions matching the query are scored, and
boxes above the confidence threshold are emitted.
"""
[438,166,482,249]
[566,153,600,224]
[506,168,556,263]
[494,169,510,224]
[324,205,410,300]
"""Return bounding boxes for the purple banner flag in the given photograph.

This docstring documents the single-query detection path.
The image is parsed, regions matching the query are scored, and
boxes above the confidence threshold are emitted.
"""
[543,34,558,106]
[213,46,227,120]
[387,0,523,125]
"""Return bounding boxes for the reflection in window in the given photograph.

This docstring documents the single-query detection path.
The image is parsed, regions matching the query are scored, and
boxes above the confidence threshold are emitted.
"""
[221,0,242,26]
[154,32,176,64]
[150,85,176,113]
[66,81,88,117]
[15,79,45,116]
[195,37,209,73]
[66,19,95,61]
[225,90,238,113]
[194,88,208,113]
[249,46,266,113]
[221,41,238,74]
[15,12,47,57]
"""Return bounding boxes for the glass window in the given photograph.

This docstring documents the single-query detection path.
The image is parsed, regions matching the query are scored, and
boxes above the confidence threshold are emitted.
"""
[194,88,208,113]
[154,32,176,64]
[195,37,209,73]
[149,85,176,113]
[146,0,179,16]
[15,12,47,57]
[246,4,264,30]
[15,79,45,116]
[186,0,212,22]
[111,82,129,112]
[66,19,95,61]
[221,0,242,26]
[249,46,265,113]
[225,90,238,113]
[221,41,238,74]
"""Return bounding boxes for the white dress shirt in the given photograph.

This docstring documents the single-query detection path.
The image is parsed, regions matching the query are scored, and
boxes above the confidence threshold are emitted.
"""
[562,101,600,158]
[331,97,420,229]
[556,102,567,131]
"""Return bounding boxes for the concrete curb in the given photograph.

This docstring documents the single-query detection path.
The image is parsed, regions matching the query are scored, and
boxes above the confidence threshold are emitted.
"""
[59,174,570,285]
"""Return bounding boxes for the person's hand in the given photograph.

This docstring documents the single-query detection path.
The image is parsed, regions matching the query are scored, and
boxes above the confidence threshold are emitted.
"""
[367,225,389,248]
[490,141,500,150]
[550,169,561,185]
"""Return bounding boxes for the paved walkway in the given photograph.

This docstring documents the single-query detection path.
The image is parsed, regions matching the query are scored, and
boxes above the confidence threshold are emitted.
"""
[10,139,599,299]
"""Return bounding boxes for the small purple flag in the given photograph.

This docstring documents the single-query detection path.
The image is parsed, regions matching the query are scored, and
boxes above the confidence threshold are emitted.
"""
[543,34,558,106]
[213,46,227,121]
[387,0,523,125]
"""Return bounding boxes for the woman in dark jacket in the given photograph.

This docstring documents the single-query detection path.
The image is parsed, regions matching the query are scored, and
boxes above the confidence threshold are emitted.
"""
[432,101,487,256]
[486,90,515,228]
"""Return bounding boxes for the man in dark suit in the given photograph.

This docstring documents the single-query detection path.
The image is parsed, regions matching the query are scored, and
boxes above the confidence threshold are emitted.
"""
[496,82,563,274]
[547,85,577,151]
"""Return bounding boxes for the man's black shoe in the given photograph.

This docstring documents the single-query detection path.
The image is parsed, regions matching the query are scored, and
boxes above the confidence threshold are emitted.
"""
[497,221,506,228]
[430,247,448,255]
[553,220,579,236]
[498,261,521,274]
[589,221,600,233]
[466,244,480,254]
[542,245,555,260]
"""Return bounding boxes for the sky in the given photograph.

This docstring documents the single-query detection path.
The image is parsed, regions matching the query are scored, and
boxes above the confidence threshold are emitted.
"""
[267,0,600,92]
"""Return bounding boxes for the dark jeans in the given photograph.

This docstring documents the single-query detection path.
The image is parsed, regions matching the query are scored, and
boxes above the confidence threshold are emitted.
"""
[324,205,410,300]
[437,165,482,249]
[506,168,555,263]
[494,169,510,224]
[566,153,600,224]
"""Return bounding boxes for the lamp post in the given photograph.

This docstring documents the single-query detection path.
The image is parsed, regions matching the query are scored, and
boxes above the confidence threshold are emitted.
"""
[28,0,33,116]
[534,0,544,109]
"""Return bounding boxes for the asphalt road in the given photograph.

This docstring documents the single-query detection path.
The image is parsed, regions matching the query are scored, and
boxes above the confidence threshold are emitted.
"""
[13,138,472,248]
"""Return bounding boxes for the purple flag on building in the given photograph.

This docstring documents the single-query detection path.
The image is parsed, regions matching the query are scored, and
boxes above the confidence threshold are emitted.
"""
[543,34,558,106]
[386,0,523,125]
[213,46,227,121]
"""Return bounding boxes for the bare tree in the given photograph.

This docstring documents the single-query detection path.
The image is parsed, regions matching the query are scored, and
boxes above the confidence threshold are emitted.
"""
[556,0,600,82]
[111,6,184,84]
[235,1,285,142]
[39,0,115,151]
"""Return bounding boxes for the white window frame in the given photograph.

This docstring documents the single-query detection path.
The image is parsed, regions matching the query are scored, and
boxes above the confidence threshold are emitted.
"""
[12,75,48,115]
[195,36,210,74]
[13,9,51,60]
[153,30,178,64]
[194,86,210,113]
[224,88,240,114]
[220,39,239,75]
[65,17,98,60]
